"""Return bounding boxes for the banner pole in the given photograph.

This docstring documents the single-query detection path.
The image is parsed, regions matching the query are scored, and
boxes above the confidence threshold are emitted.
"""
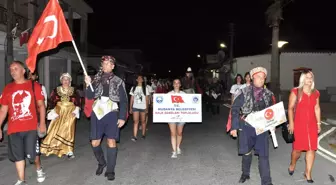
[71,40,94,92]
[271,128,278,148]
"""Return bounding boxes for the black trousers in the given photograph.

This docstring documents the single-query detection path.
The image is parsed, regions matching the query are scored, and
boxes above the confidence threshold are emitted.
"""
[242,153,272,185]
[205,95,221,115]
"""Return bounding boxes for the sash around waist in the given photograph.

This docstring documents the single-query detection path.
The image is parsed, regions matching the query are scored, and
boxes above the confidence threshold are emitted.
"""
[56,101,75,107]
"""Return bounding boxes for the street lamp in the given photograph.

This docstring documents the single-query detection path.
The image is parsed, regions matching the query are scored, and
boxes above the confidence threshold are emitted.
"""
[278,41,289,48]
[197,54,201,58]
[220,43,226,48]
[168,70,171,73]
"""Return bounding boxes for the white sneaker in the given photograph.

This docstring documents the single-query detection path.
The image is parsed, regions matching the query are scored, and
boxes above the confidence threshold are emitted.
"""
[67,152,75,159]
[37,168,46,183]
[171,152,177,158]
[177,148,182,155]
[14,180,27,185]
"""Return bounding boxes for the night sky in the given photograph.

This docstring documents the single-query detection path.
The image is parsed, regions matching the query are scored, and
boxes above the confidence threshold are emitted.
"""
[85,0,335,77]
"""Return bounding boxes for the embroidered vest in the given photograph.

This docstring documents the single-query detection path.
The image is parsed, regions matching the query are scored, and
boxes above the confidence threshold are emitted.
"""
[239,86,274,115]
[94,75,125,102]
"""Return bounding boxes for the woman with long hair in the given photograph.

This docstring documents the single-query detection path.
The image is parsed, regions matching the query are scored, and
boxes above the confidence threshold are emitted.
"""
[167,79,186,158]
[230,74,243,104]
[129,75,149,141]
[241,72,251,88]
[288,70,321,183]
[226,74,244,132]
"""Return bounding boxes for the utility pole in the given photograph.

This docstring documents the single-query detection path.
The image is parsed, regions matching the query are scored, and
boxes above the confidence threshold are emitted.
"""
[5,0,14,83]
[229,23,234,71]
[227,23,235,93]
[269,0,282,101]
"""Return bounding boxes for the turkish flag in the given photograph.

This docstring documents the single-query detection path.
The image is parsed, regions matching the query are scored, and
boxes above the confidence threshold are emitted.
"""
[20,28,31,46]
[26,0,73,73]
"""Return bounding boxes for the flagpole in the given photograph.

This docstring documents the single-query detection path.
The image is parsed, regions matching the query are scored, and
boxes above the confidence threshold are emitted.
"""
[71,40,94,91]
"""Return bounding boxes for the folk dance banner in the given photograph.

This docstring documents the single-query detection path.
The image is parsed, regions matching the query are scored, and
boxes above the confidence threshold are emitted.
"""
[153,94,202,123]
[244,101,287,147]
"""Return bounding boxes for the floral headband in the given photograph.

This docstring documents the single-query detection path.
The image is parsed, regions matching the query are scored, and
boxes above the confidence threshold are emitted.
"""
[101,55,116,64]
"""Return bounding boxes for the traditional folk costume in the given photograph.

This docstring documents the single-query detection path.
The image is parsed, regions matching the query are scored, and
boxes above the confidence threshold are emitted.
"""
[86,56,128,180]
[230,67,275,185]
[40,73,80,158]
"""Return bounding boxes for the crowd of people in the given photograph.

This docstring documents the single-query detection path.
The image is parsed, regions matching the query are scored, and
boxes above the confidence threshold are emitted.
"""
[0,56,321,185]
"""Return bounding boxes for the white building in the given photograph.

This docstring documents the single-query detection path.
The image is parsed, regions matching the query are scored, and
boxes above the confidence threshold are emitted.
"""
[232,52,336,102]
[0,0,93,95]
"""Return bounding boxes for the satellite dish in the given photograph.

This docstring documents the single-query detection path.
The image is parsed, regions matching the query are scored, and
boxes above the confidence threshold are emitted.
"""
[217,50,225,63]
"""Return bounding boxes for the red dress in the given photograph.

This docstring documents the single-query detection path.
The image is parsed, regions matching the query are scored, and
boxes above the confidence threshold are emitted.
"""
[292,88,320,151]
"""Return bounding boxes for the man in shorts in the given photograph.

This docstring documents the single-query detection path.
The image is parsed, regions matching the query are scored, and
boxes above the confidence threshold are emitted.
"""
[0,61,46,185]
[28,72,47,183]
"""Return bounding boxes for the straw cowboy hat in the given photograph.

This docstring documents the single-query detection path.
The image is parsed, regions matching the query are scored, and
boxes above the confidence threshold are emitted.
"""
[186,67,192,73]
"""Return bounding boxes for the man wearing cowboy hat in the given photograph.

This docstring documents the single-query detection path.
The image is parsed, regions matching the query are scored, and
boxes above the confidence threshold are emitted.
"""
[181,67,201,94]
[229,67,275,185]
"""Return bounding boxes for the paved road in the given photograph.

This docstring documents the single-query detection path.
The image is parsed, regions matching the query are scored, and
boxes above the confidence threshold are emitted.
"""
[1,108,336,185]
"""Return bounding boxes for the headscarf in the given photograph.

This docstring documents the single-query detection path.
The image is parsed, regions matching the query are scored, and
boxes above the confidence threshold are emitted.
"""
[249,67,267,101]
[60,73,72,82]
[92,55,116,86]
[250,67,267,79]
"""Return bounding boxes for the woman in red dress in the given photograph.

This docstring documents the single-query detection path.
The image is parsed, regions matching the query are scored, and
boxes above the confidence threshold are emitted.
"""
[288,70,321,183]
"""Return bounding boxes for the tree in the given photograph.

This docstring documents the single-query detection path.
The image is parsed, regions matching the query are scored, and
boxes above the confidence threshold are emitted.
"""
[266,0,283,101]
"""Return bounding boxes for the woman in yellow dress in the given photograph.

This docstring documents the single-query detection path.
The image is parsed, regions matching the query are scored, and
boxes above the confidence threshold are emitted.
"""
[40,73,81,158]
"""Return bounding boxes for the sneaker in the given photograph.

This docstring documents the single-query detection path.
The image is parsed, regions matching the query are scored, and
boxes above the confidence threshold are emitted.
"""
[131,137,137,142]
[67,152,75,159]
[141,135,146,139]
[177,148,182,155]
[171,152,177,159]
[14,180,27,185]
[37,168,46,183]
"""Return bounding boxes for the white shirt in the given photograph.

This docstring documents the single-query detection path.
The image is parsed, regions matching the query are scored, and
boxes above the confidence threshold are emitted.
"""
[41,85,47,107]
[239,83,251,90]
[168,90,186,94]
[130,86,150,109]
[230,84,242,95]
[146,85,153,94]
[151,83,157,93]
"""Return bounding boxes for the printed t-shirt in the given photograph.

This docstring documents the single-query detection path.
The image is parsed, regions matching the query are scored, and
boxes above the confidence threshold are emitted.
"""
[0,81,44,134]
[130,86,149,109]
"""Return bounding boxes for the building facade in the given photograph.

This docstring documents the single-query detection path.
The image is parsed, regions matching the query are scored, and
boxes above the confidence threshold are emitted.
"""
[0,0,93,95]
[232,52,336,102]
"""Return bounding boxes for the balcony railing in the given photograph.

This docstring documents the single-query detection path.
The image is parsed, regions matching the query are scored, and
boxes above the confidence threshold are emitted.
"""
[0,6,28,31]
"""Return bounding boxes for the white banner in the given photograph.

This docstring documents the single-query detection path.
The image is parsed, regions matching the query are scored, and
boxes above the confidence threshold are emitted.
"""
[244,101,287,147]
[153,94,202,123]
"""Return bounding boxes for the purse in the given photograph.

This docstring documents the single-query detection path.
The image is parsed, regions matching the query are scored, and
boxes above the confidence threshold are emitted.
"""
[31,81,46,138]
[282,121,295,143]
[282,88,302,143]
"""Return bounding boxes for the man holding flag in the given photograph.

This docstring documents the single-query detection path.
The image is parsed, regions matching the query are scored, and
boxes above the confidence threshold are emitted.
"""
[10,0,90,184]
